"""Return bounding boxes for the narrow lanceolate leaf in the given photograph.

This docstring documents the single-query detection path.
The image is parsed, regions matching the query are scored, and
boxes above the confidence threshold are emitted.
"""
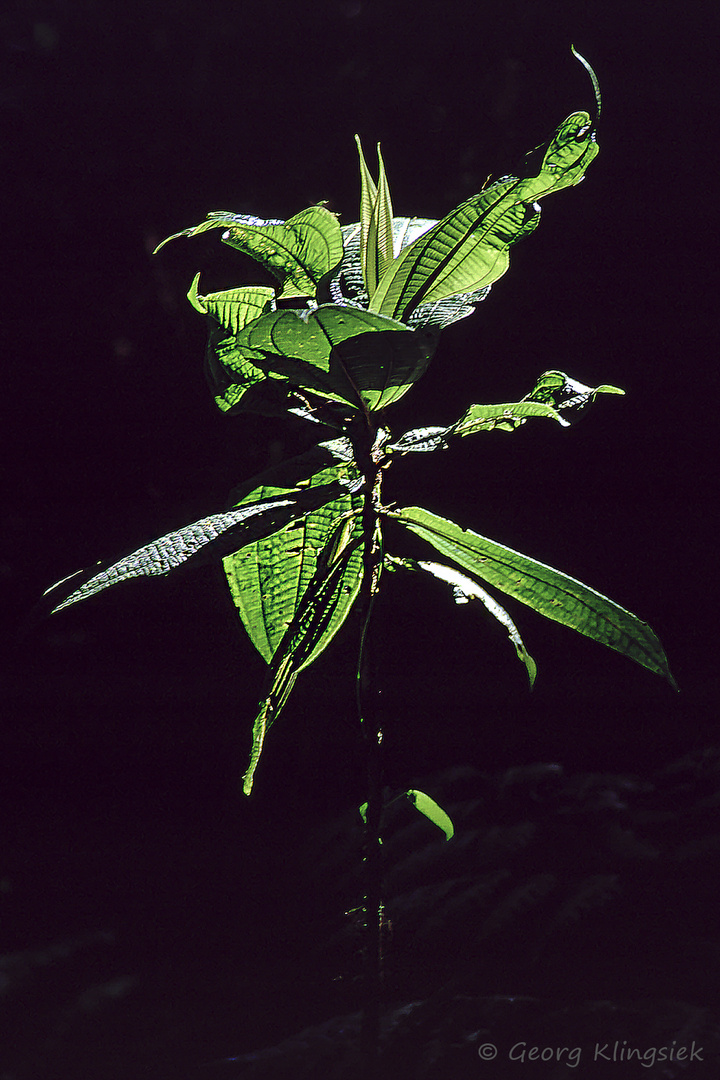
[355,137,395,298]
[326,217,437,310]
[155,206,344,300]
[355,135,378,297]
[242,536,365,795]
[406,790,455,841]
[392,556,536,687]
[369,106,598,324]
[223,442,364,665]
[390,506,676,687]
[387,402,561,454]
[45,481,358,615]
[385,374,622,454]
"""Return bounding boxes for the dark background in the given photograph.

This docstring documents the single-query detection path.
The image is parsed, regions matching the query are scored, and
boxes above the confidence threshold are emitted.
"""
[2,1,718,1077]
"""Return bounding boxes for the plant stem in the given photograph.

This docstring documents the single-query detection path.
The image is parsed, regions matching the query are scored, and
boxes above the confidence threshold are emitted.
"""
[350,413,385,1076]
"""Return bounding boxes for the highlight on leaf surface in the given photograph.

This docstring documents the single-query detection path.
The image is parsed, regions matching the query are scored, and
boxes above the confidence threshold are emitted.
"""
[387,556,536,688]
[405,789,455,841]
[389,506,677,689]
[241,532,365,795]
[155,206,343,300]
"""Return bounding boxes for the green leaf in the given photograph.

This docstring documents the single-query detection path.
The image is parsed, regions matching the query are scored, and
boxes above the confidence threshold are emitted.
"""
[242,535,365,795]
[230,304,437,411]
[153,211,285,253]
[223,440,364,664]
[369,107,598,324]
[191,277,289,415]
[45,487,352,615]
[385,373,623,453]
[390,506,676,688]
[189,275,276,331]
[155,206,344,300]
[524,370,624,427]
[222,205,344,299]
[390,556,536,687]
[355,136,395,297]
[369,177,539,323]
[386,402,561,454]
[406,789,454,840]
[452,400,562,435]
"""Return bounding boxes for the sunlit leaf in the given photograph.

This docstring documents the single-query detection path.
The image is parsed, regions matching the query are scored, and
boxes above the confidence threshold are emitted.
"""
[369,106,598,324]
[524,370,624,427]
[390,506,676,688]
[354,136,395,297]
[241,535,365,795]
[406,789,455,840]
[389,556,536,687]
[155,206,344,300]
[223,439,364,664]
[45,487,353,615]
[230,304,437,410]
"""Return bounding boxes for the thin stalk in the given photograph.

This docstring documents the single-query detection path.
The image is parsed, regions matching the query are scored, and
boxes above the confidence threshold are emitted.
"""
[350,413,385,1076]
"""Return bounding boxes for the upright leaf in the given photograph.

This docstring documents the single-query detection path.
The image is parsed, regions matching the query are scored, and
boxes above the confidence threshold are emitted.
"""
[390,506,676,687]
[369,106,598,324]
[354,137,396,298]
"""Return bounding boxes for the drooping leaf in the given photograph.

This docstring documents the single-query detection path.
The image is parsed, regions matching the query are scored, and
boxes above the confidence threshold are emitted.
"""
[241,535,365,795]
[223,440,364,665]
[390,506,676,687]
[188,275,276,332]
[368,105,598,324]
[155,206,344,300]
[153,211,285,253]
[45,485,354,615]
[405,789,455,840]
[389,556,536,687]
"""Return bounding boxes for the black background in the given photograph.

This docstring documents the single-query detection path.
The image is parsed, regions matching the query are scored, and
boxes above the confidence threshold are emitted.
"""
[2,1,718,1077]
